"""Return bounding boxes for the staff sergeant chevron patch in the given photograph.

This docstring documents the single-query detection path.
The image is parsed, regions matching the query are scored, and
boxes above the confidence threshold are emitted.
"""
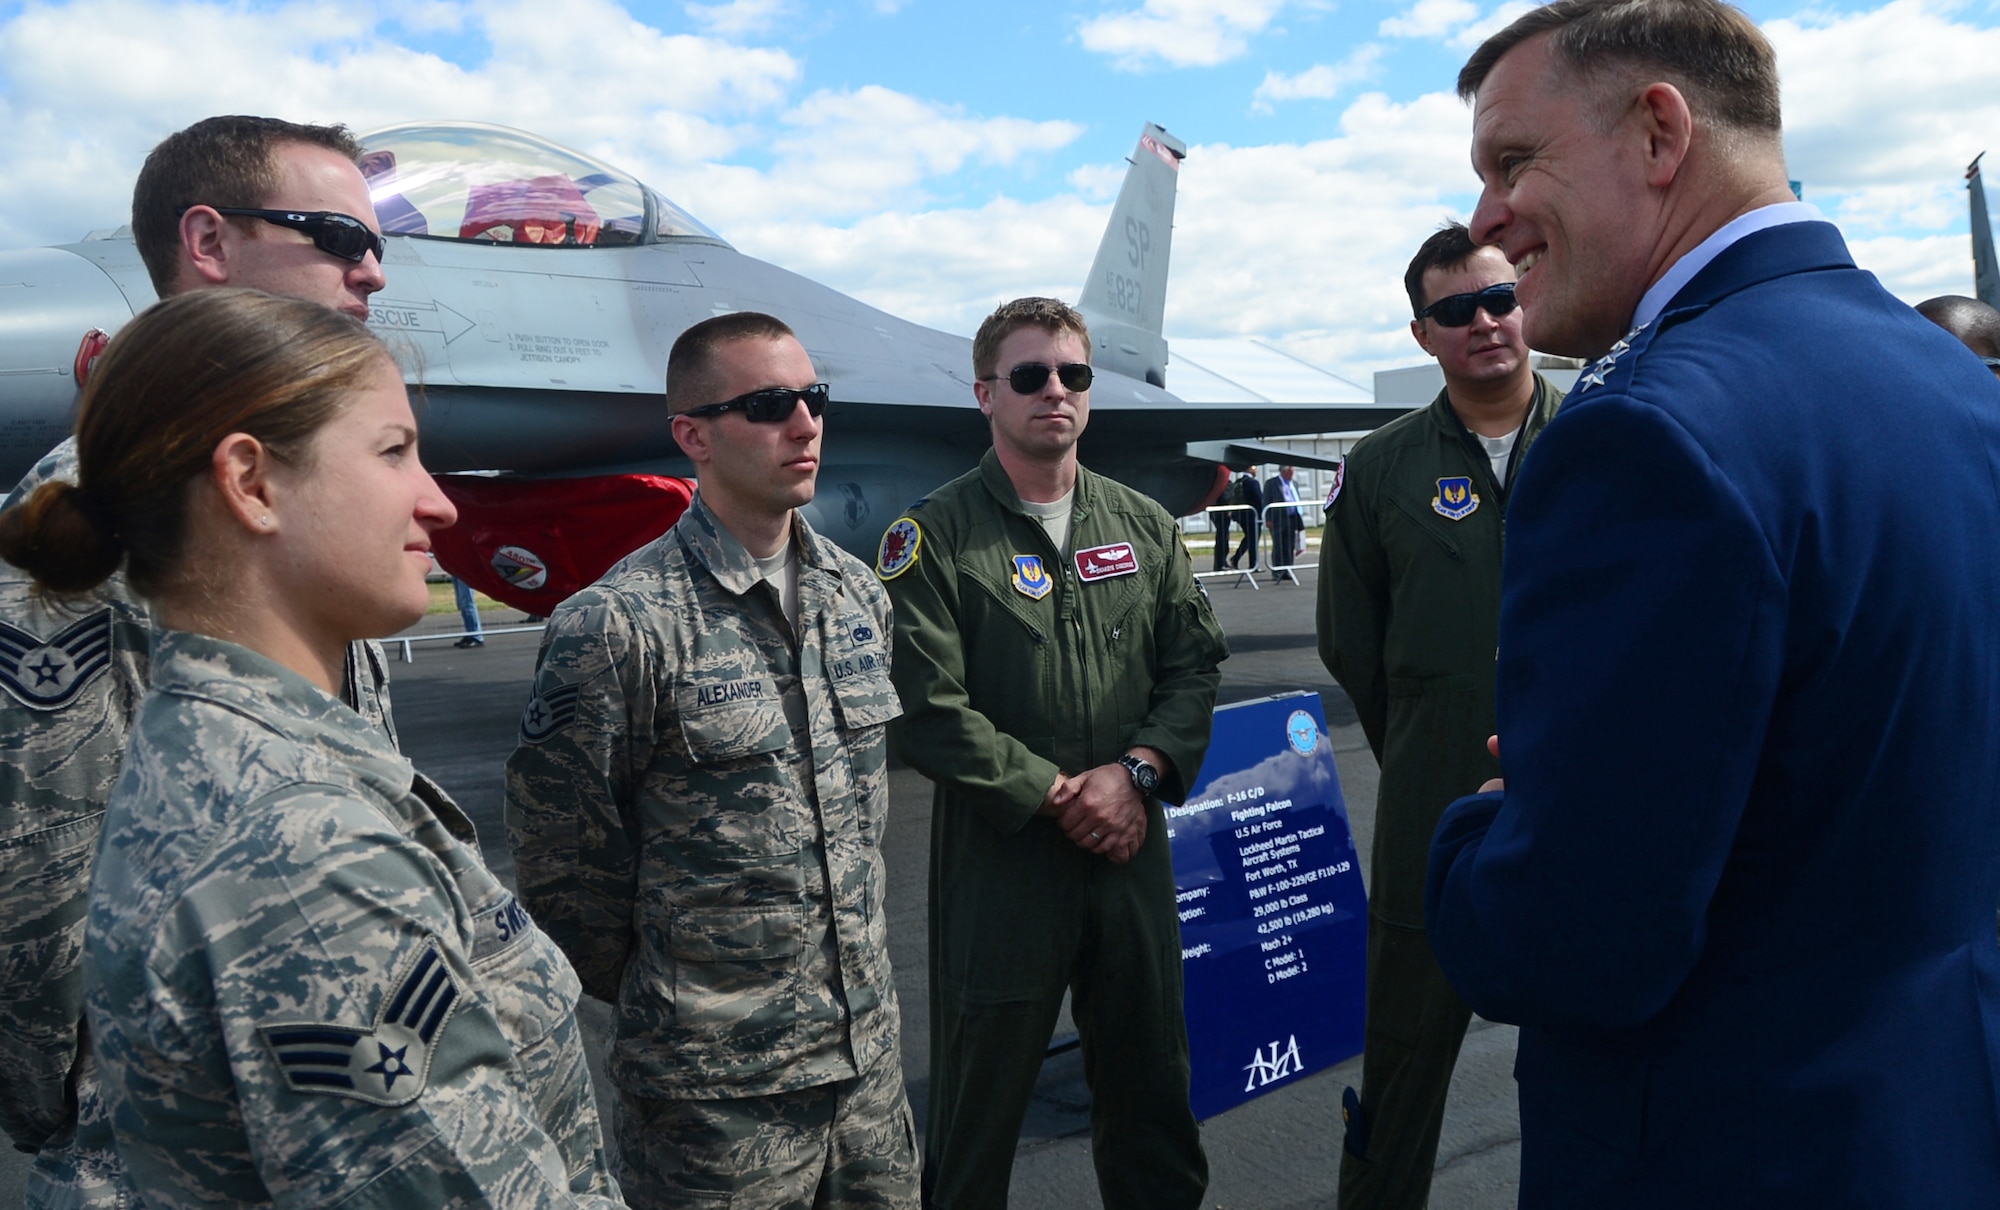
[519,682,582,743]
[0,609,114,710]
[257,940,463,1106]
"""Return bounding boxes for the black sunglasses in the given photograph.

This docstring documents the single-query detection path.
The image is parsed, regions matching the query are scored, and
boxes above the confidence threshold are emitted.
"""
[683,382,830,423]
[1417,282,1519,327]
[986,362,1093,395]
[186,207,387,264]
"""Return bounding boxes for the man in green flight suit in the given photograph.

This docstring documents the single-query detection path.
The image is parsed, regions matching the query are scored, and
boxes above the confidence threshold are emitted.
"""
[1317,223,1563,1209]
[877,297,1228,1209]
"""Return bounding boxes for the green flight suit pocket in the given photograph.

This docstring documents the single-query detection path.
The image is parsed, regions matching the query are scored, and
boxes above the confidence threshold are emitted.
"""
[667,903,803,1049]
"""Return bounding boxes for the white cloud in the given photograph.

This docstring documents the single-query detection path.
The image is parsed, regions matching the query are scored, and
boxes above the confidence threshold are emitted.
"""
[0,0,801,247]
[1379,0,1477,39]
[683,0,790,37]
[716,86,1084,223]
[1252,44,1383,111]
[1448,1,1531,48]
[1377,0,1528,48]
[1078,0,1289,70]
[1767,0,2000,237]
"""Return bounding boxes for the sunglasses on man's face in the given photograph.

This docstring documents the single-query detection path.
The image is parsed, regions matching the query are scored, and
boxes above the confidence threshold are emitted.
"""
[187,207,388,264]
[682,382,830,423]
[986,362,1093,395]
[1417,282,1519,328]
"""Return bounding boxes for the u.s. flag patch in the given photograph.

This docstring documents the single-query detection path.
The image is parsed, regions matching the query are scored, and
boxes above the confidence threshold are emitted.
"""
[258,940,462,1106]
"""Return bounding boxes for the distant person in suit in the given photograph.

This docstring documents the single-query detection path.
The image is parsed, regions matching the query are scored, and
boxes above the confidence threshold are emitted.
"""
[1427,1,2000,1207]
[1263,466,1305,583]
[1229,467,1263,570]
[1916,294,2000,377]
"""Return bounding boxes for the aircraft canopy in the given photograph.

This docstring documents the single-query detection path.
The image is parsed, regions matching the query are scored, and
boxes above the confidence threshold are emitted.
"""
[359,121,725,248]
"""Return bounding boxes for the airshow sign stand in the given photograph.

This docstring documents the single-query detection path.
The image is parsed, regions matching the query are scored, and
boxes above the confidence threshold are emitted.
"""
[1169,691,1367,1120]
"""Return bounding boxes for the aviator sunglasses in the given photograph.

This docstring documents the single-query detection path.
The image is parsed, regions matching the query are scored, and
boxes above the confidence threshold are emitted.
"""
[1416,282,1519,328]
[183,207,388,264]
[682,382,831,422]
[986,362,1093,395]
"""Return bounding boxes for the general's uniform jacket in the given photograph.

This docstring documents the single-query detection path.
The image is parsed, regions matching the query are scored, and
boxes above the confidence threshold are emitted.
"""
[85,631,618,1208]
[1427,220,2000,1207]
[506,495,903,1099]
[1317,374,1561,928]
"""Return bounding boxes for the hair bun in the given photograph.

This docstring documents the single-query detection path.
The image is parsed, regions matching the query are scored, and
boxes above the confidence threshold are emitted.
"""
[0,479,126,594]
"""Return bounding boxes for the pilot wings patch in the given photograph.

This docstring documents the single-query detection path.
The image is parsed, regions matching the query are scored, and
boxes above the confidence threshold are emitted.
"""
[258,941,463,1107]
[0,609,113,710]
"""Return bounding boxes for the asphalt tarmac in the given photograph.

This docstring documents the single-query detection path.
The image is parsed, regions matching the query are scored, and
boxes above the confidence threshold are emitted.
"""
[1,569,1523,1208]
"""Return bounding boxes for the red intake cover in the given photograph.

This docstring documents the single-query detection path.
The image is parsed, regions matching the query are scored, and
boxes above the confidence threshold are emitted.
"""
[431,473,695,613]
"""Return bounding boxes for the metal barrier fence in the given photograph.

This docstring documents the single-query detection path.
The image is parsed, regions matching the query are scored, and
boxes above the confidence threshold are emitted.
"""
[392,622,546,662]
[1193,499,1327,590]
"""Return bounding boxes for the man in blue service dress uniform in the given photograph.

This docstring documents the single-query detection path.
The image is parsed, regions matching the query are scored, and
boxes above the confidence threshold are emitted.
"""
[1426,1,2000,1207]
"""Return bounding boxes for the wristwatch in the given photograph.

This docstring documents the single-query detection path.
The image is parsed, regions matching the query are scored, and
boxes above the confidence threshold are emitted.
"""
[1118,753,1161,796]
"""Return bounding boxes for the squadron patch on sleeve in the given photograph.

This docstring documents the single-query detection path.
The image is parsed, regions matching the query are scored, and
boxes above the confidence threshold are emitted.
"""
[519,682,582,744]
[257,940,462,1107]
[876,517,922,580]
[0,609,114,710]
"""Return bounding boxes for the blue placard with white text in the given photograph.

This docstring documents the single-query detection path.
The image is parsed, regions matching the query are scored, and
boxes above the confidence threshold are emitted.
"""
[1169,691,1367,1120]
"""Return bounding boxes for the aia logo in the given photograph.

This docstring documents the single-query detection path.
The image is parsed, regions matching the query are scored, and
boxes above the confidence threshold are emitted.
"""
[1243,1036,1303,1092]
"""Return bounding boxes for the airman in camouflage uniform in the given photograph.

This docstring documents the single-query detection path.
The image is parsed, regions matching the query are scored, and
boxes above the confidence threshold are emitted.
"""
[507,313,916,1208]
[85,630,620,1208]
[0,443,149,1207]
[2,441,396,1208]
[2,114,401,1206]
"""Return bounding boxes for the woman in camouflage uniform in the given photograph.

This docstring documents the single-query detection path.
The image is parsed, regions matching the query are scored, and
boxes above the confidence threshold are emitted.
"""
[0,289,623,1209]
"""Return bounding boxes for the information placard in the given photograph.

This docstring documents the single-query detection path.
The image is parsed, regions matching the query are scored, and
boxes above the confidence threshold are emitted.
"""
[1170,691,1367,1120]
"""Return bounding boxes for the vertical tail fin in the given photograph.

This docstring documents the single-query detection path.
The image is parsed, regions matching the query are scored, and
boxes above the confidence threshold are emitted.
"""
[1971,153,2000,311]
[1078,123,1185,389]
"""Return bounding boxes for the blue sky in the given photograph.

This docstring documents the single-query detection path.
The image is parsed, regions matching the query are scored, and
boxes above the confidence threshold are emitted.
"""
[1,0,1997,384]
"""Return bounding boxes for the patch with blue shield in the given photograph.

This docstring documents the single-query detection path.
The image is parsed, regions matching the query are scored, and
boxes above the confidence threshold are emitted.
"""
[1432,476,1479,521]
[1012,555,1053,600]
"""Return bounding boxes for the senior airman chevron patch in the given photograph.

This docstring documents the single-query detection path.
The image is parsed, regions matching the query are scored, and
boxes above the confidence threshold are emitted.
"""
[0,609,113,710]
[257,940,462,1106]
